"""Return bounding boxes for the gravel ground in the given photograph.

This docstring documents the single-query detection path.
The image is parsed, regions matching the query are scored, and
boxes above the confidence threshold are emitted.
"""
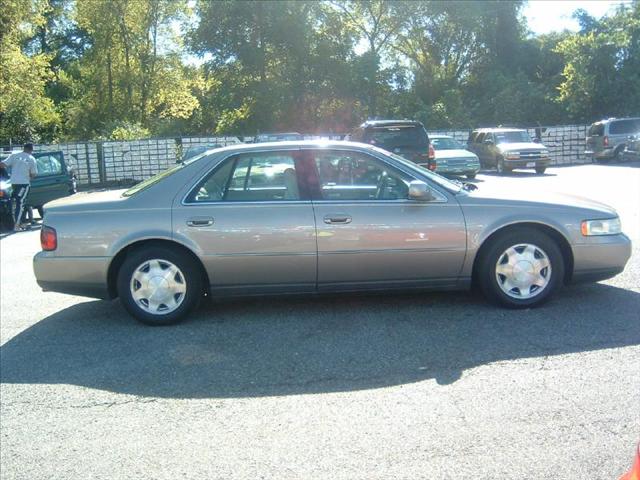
[1,162,639,479]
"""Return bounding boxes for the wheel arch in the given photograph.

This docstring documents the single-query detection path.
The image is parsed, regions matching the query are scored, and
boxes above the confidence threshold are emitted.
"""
[471,222,574,285]
[107,238,210,299]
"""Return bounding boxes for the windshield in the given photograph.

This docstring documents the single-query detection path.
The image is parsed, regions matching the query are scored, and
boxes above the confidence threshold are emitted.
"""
[256,133,303,142]
[495,131,532,144]
[431,137,464,150]
[366,125,428,149]
[370,146,462,193]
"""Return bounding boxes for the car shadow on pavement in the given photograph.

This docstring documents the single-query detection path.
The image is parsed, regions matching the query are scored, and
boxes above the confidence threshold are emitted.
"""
[482,171,557,178]
[2,283,639,399]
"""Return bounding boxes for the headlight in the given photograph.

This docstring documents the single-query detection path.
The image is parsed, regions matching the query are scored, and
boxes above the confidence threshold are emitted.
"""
[505,152,520,160]
[581,217,622,236]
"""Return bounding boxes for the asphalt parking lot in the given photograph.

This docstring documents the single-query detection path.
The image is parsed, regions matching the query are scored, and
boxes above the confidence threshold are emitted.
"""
[1,162,639,479]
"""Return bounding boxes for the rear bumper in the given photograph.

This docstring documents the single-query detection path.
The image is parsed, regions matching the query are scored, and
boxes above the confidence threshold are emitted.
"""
[587,148,617,159]
[33,252,112,299]
[570,234,632,283]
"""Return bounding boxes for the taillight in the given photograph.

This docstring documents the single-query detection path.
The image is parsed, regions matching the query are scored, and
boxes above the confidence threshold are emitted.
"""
[604,136,609,147]
[41,226,57,251]
[428,144,436,160]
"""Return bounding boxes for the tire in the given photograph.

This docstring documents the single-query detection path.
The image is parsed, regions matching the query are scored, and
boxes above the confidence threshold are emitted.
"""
[535,166,546,174]
[496,157,510,174]
[117,246,203,325]
[476,227,564,309]
[613,147,625,163]
[466,173,477,179]
[0,211,14,232]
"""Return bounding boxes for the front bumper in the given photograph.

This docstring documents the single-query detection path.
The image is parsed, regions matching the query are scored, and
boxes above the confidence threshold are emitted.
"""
[33,252,112,299]
[570,233,632,283]
[504,158,550,168]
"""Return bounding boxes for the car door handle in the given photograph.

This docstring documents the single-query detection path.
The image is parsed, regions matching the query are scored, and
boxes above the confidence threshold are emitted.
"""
[324,214,352,224]
[186,217,214,227]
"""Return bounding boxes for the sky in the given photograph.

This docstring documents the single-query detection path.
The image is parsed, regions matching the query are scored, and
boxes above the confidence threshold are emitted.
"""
[524,0,632,34]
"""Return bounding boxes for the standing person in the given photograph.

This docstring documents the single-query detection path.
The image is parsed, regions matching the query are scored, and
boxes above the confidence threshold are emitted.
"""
[0,143,38,231]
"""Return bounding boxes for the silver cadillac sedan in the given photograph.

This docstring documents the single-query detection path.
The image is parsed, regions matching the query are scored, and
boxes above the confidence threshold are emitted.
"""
[34,141,631,325]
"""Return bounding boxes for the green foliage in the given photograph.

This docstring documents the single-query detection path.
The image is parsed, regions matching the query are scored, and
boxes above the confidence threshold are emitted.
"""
[1,0,638,144]
[0,0,62,143]
[556,3,640,122]
[107,121,151,140]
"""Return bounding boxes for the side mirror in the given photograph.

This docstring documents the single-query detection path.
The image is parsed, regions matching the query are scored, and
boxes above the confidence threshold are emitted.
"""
[408,180,434,201]
[483,138,493,145]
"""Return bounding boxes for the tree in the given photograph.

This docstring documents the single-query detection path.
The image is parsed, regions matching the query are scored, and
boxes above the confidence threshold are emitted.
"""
[0,0,61,144]
[556,3,640,122]
[64,0,199,139]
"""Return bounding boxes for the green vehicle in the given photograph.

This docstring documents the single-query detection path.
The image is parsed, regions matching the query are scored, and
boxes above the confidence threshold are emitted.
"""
[0,150,77,219]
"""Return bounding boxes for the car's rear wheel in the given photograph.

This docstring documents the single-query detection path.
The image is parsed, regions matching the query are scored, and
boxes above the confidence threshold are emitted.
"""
[117,246,202,325]
[535,166,546,174]
[477,228,564,308]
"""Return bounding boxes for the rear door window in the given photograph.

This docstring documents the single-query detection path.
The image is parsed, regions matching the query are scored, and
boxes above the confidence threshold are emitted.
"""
[609,119,640,135]
[188,152,302,203]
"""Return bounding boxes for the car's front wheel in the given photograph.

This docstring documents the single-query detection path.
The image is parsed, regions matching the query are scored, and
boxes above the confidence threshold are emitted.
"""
[496,157,510,174]
[117,246,202,325]
[477,228,564,308]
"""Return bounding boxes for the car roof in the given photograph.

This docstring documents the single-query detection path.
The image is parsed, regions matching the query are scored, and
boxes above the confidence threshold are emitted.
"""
[192,140,384,157]
[429,134,454,139]
[472,128,526,133]
[256,132,302,136]
[361,120,424,128]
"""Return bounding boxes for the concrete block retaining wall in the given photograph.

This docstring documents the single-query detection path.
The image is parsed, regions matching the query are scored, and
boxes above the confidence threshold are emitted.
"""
[1,125,591,186]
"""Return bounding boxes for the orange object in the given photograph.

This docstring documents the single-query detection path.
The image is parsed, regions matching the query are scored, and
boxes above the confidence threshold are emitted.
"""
[620,443,640,480]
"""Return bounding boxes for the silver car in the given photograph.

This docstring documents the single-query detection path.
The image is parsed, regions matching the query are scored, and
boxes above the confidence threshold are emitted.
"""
[34,141,632,325]
[586,117,640,162]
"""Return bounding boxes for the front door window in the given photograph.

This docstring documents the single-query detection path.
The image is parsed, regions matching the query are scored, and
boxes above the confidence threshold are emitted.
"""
[313,150,410,201]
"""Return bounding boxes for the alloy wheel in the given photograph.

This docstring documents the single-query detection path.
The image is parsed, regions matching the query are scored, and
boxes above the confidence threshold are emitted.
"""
[495,243,552,299]
[130,259,187,315]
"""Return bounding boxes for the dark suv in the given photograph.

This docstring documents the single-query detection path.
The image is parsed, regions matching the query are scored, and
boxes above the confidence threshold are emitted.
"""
[349,120,435,169]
